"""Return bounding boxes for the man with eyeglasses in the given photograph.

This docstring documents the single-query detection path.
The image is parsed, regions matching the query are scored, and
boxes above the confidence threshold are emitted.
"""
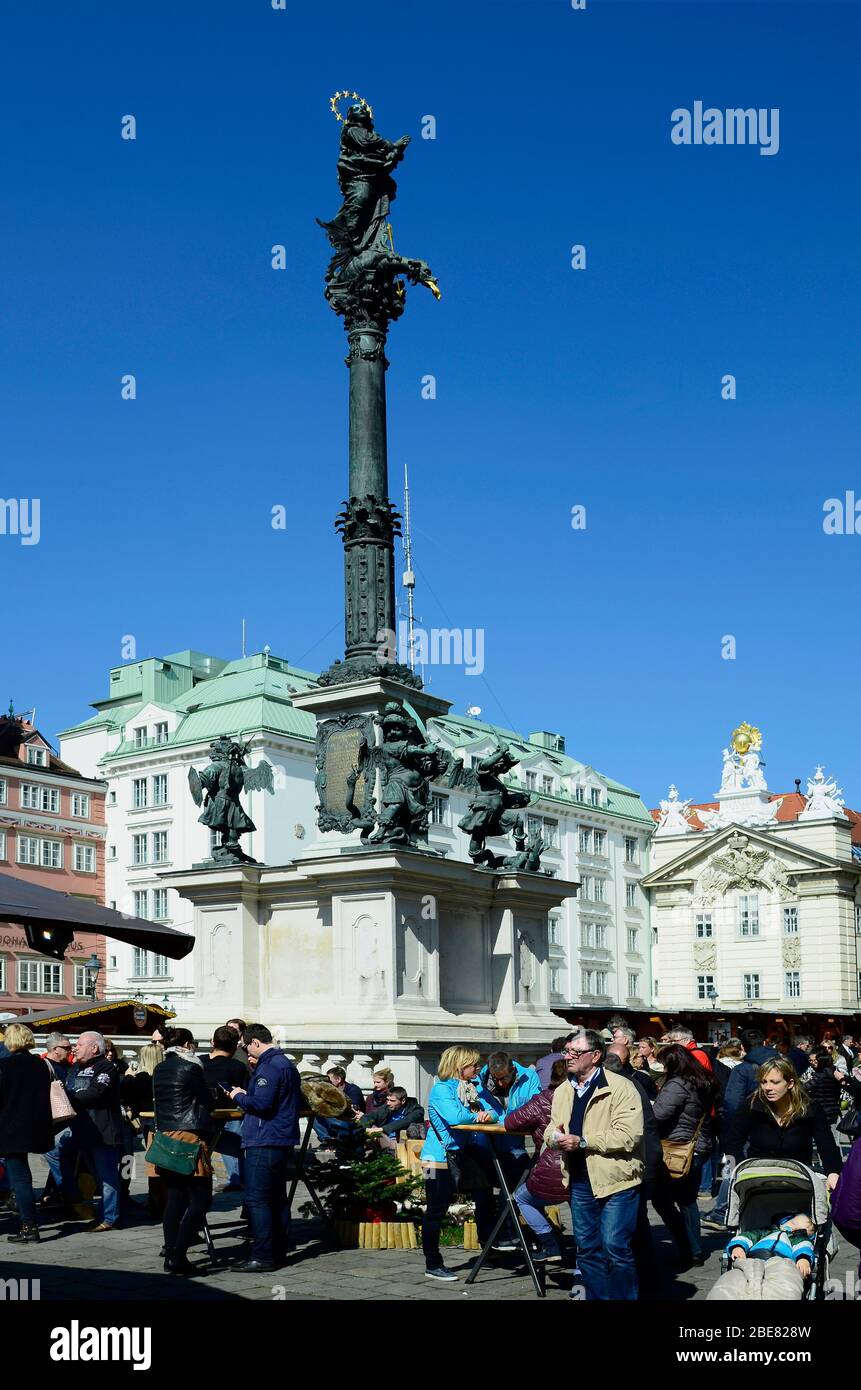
[545,1028,644,1300]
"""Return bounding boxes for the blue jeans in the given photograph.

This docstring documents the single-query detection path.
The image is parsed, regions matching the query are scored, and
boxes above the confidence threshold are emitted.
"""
[708,1175,730,1224]
[5,1154,37,1227]
[569,1179,639,1300]
[243,1145,293,1266]
[60,1134,121,1226]
[221,1119,244,1186]
[514,1181,554,1238]
[43,1126,73,1189]
[313,1116,362,1152]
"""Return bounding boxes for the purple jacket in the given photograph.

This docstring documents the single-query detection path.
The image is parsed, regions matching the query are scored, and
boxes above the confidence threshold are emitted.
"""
[535,1052,564,1089]
[504,1087,568,1204]
[832,1134,861,1240]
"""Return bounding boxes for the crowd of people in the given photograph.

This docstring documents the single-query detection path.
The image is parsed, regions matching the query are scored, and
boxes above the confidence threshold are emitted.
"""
[1,1014,860,1296]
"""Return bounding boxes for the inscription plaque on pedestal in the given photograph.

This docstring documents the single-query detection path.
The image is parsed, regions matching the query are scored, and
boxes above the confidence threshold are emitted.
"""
[315,714,376,833]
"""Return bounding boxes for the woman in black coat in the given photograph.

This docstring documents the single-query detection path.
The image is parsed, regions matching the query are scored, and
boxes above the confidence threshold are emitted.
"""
[0,1024,54,1243]
[151,1029,217,1274]
[804,1048,843,1124]
[724,1056,842,1186]
[650,1044,718,1270]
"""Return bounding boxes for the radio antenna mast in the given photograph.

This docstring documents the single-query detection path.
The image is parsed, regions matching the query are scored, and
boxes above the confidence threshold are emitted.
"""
[402,464,417,673]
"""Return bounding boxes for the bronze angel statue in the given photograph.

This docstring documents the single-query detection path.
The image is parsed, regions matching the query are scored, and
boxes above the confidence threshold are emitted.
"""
[347,701,451,849]
[449,742,542,871]
[188,736,275,864]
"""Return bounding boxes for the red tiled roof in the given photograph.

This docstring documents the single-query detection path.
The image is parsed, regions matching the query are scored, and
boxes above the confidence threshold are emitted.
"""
[650,793,861,845]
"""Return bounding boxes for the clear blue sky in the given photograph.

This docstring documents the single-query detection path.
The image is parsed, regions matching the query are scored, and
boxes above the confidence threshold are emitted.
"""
[2,1,859,808]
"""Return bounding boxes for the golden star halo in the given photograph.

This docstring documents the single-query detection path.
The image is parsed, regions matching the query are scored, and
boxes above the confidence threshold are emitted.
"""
[329,90,373,123]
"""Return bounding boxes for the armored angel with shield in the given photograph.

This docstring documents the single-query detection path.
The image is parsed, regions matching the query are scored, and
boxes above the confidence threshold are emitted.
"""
[188,736,275,864]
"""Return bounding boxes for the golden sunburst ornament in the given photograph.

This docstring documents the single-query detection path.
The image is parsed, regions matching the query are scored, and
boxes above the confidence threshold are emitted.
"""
[731,722,762,756]
[329,90,373,123]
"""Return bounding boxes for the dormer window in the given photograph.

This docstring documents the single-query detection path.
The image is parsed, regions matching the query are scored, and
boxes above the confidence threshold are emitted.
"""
[590,788,601,807]
[525,771,537,790]
[26,746,47,766]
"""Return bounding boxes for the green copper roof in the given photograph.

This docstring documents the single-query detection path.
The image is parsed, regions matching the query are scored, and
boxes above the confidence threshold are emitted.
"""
[60,650,652,826]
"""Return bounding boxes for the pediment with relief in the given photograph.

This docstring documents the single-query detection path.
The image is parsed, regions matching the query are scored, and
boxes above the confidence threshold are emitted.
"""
[695,832,795,905]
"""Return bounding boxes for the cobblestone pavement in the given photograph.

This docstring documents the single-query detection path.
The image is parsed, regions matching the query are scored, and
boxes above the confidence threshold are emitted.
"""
[1,1155,856,1302]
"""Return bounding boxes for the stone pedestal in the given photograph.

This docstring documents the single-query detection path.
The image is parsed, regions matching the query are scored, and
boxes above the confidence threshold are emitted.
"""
[160,846,576,1096]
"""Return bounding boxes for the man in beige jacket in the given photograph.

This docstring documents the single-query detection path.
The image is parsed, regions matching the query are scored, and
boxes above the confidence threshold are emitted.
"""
[545,1028,644,1299]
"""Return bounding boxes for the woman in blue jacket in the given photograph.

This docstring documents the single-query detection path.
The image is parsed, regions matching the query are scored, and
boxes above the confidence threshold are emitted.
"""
[420,1046,495,1281]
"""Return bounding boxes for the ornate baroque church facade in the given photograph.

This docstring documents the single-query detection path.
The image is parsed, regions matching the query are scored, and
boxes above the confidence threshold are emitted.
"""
[644,726,861,1039]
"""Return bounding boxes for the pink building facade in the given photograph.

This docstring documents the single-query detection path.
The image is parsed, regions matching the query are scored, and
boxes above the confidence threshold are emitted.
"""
[0,714,107,1016]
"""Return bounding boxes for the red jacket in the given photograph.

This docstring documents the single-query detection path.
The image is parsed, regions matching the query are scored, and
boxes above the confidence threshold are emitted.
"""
[686,1041,712,1072]
[504,1087,568,1204]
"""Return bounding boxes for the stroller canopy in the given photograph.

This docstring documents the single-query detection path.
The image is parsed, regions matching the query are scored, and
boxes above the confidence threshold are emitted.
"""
[726,1157,830,1229]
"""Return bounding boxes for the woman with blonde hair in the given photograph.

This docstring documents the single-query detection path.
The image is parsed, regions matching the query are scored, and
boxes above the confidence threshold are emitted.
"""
[364,1067,395,1113]
[724,1056,842,1190]
[0,1023,54,1243]
[419,1045,496,1281]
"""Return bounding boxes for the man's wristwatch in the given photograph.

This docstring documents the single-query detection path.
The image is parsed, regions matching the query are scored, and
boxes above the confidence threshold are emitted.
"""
[579,1137,588,1152]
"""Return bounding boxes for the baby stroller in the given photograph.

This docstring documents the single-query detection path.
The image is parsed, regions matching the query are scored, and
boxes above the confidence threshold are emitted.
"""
[721,1157,837,1300]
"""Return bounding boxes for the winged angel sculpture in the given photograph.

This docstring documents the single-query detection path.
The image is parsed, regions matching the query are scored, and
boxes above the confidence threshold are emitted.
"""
[449,742,546,872]
[697,834,790,904]
[188,736,275,864]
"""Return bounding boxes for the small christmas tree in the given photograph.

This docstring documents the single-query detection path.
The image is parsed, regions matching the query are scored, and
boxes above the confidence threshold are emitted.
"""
[304,1150,424,1221]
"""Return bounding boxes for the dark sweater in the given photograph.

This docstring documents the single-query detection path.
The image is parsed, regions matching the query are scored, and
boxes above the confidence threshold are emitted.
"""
[0,1051,54,1154]
[724,1095,842,1174]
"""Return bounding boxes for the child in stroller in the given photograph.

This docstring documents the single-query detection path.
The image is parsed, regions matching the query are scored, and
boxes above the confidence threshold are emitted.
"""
[707,1157,836,1301]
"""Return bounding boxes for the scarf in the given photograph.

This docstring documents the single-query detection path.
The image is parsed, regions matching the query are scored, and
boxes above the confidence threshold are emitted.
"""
[457,1078,479,1109]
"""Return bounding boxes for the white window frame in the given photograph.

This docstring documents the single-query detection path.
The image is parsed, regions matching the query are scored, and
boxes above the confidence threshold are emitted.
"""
[0,778,7,805]
[578,826,591,854]
[71,792,90,818]
[21,783,60,813]
[73,963,89,998]
[525,772,537,790]
[574,786,585,803]
[133,889,148,918]
[26,746,47,766]
[152,954,169,978]
[855,904,861,935]
[39,838,63,868]
[595,970,608,994]
[784,970,801,1000]
[0,830,6,860]
[548,917,562,945]
[625,881,637,909]
[0,957,5,990]
[590,788,601,807]
[152,888,169,921]
[743,972,761,1001]
[627,927,638,954]
[695,913,713,939]
[132,946,149,977]
[582,968,594,994]
[696,973,715,1001]
[783,905,799,935]
[624,836,638,864]
[132,778,148,809]
[73,843,96,873]
[738,894,760,938]
[133,727,148,747]
[595,923,607,949]
[152,773,168,807]
[17,835,40,865]
[549,967,563,997]
[627,971,640,997]
[17,959,63,994]
[154,722,169,744]
[152,830,169,864]
[132,833,148,865]
[429,793,449,826]
[541,775,554,795]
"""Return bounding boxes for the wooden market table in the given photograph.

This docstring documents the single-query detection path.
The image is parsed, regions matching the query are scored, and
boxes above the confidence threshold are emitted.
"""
[452,1123,545,1297]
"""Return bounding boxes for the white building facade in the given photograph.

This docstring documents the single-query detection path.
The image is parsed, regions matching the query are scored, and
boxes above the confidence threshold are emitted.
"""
[644,729,861,1039]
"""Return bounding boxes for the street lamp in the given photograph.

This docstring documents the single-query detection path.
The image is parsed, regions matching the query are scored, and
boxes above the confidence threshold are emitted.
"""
[83,952,102,1003]
[706,985,719,1010]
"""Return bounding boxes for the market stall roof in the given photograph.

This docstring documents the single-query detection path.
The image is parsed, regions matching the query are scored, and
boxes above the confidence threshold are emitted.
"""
[0,871,194,960]
[8,998,176,1034]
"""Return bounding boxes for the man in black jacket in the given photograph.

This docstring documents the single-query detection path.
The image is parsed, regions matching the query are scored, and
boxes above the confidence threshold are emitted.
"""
[59,1031,124,1231]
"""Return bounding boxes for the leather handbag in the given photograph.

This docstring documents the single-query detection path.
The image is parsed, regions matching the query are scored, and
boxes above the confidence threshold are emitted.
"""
[661,1113,705,1180]
[45,1061,76,1125]
[837,1105,859,1137]
[428,1115,491,1192]
[147,1130,201,1176]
